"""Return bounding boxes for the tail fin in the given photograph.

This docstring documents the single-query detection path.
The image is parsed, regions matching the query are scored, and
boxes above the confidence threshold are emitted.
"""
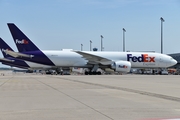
[7,23,40,52]
[0,38,14,58]
[0,38,31,69]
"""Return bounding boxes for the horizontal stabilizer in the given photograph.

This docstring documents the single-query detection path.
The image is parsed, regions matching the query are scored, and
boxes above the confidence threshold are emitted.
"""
[0,58,14,62]
[3,50,34,58]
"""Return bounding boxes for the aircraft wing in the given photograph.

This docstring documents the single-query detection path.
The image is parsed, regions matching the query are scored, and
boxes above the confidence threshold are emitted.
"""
[0,58,14,62]
[75,51,113,65]
[3,50,34,58]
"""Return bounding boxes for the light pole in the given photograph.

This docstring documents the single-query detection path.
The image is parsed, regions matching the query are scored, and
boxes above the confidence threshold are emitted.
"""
[100,35,103,51]
[122,28,126,52]
[160,17,165,54]
[81,44,83,51]
[90,40,92,51]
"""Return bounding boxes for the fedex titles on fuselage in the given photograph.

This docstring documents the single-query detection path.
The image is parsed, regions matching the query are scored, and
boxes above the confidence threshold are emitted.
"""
[127,54,156,66]
[127,54,155,62]
[16,39,28,44]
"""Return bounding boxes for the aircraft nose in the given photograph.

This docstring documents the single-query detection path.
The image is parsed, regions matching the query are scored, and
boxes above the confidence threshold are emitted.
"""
[172,59,177,66]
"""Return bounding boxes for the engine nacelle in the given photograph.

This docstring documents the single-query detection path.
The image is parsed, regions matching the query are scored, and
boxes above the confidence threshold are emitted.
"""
[111,61,131,72]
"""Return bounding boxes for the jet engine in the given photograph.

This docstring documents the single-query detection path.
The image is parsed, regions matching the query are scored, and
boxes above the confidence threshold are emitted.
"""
[111,61,131,72]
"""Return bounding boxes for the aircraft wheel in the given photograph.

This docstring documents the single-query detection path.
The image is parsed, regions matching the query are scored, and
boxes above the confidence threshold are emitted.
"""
[85,71,89,75]
[89,72,92,75]
[92,71,97,75]
[97,71,101,75]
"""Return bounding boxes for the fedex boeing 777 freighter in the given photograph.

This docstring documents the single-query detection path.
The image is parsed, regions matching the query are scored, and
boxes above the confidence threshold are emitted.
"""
[5,23,177,75]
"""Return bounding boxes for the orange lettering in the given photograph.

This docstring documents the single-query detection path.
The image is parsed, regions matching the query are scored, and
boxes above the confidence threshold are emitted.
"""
[149,57,155,62]
[143,54,148,62]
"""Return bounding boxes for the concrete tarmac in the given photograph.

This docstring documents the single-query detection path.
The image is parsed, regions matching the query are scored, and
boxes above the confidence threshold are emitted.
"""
[0,72,180,120]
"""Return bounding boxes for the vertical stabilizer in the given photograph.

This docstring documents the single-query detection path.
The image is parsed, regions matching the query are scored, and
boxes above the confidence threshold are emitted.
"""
[7,23,40,52]
[0,38,14,58]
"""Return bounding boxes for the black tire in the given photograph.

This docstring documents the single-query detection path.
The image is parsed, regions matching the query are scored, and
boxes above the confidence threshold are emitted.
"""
[97,71,101,75]
[93,71,97,75]
[85,71,89,75]
[89,72,92,75]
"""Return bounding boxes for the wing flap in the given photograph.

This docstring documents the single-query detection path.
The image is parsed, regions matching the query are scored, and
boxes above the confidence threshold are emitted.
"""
[75,51,113,65]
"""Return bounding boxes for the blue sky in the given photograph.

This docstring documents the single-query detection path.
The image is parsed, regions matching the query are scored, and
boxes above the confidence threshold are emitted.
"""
[0,0,180,67]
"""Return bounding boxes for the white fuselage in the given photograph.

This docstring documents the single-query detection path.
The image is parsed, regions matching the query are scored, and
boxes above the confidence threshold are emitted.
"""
[41,50,177,68]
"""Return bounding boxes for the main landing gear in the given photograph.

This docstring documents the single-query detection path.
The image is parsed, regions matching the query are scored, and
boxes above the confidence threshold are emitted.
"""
[85,71,101,75]
[84,64,102,75]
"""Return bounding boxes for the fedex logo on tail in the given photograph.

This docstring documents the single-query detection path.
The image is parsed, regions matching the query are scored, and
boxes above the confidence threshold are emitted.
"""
[16,39,28,44]
[127,54,155,62]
